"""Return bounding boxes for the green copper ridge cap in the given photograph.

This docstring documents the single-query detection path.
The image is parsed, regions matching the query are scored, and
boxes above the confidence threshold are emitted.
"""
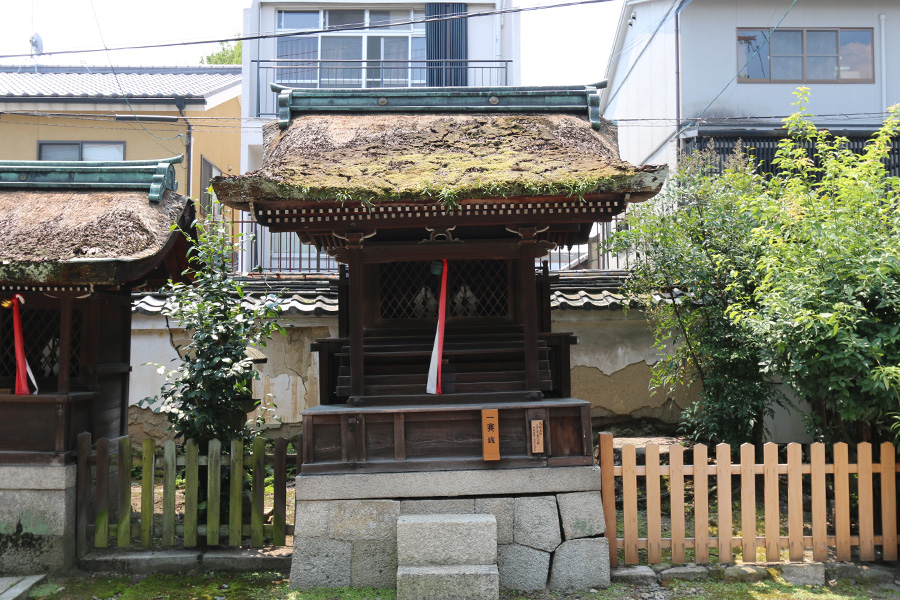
[271,85,604,131]
[0,155,184,203]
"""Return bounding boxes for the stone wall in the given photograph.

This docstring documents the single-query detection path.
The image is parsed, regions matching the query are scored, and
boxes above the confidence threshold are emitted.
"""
[0,465,76,574]
[291,467,610,592]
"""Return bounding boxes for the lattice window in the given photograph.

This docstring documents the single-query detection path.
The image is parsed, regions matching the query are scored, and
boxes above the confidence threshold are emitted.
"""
[0,308,81,382]
[380,260,509,320]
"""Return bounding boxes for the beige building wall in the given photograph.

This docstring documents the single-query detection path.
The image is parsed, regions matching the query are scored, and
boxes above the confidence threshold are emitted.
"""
[0,95,241,202]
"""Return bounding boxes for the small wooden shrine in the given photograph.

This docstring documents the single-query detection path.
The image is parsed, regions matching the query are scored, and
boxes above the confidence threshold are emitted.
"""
[214,86,665,475]
[0,157,193,464]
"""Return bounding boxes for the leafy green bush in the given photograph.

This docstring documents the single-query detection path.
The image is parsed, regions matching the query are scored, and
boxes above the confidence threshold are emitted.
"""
[613,88,900,445]
[141,205,283,445]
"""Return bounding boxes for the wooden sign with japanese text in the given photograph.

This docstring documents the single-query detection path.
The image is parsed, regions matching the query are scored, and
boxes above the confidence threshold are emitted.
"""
[482,409,500,461]
[530,420,545,454]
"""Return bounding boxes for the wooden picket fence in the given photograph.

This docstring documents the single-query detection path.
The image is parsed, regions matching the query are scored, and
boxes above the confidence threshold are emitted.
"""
[597,433,900,566]
[75,432,300,556]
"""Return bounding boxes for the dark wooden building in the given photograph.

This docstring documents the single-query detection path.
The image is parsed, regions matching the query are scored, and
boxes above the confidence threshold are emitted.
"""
[0,157,193,464]
[214,86,666,475]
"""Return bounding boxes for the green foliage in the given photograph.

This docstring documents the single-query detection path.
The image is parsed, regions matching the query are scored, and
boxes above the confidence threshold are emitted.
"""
[733,88,900,443]
[140,206,283,445]
[613,87,900,445]
[202,40,242,64]
[609,150,786,445]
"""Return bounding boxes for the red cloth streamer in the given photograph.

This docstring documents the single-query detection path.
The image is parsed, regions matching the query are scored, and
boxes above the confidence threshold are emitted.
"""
[435,259,448,395]
[12,295,29,395]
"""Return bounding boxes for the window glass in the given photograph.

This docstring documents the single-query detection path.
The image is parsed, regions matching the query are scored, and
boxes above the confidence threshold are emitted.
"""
[772,56,803,80]
[278,11,318,30]
[322,37,362,87]
[413,10,426,31]
[277,37,318,60]
[326,10,365,30]
[370,10,410,31]
[82,142,124,161]
[770,30,802,56]
[807,30,837,55]
[807,56,838,80]
[737,29,770,79]
[38,143,80,161]
[840,30,873,80]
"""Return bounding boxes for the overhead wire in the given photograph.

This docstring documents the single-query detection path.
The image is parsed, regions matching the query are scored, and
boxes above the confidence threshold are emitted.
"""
[0,0,616,61]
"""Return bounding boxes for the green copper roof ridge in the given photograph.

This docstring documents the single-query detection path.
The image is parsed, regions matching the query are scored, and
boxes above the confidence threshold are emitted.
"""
[272,85,603,132]
[0,155,183,203]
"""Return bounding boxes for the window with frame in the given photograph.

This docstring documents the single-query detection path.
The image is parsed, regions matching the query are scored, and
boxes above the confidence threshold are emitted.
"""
[38,141,125,161]
[276,8,426,88]
[737,28,874,82]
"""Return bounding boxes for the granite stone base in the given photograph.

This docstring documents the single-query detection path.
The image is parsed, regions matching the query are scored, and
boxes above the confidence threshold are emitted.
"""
[0,465,76,575]
[289,466,609,592]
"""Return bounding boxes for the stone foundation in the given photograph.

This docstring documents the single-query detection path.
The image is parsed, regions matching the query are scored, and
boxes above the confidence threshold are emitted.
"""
[0,465,76,574]
[290,466,611,592]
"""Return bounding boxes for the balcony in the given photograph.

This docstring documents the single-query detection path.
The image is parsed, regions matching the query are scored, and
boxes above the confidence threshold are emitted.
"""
[253,58,511,117]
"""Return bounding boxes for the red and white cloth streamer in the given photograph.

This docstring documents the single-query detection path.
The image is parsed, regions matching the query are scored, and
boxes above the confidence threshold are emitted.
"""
[426,259,448,395]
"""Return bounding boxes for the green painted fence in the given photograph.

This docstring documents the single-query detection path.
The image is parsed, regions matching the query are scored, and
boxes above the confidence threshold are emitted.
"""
[75,432,300,557]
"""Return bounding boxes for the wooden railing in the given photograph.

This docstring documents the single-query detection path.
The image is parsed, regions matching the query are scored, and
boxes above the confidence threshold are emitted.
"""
[597,432,900,566]
[75,432,300,556]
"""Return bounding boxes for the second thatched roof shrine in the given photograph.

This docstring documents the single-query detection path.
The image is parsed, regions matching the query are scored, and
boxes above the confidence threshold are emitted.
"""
[0,157,193,464]
[214,86,666,475]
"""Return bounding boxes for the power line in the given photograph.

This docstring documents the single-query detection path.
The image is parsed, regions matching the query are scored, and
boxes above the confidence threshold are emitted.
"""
[0,0,615,61]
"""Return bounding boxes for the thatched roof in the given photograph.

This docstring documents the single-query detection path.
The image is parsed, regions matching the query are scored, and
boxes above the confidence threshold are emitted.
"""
[213,113,666,208]
[0,189,192,286]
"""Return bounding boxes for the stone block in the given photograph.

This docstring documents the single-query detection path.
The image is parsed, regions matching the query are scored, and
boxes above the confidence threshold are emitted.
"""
[514,496,561,552]
[855,564,896,584]
[659,565,710,582]
[475,497,514,544]
[548,537,610,591]
[78,551,201,574]
[296,466,602,500]
[397,514,496,566]
[557,491,605,539]
[780,563,825,586]
[397,565,499,600]
[611,566,657,585]
[498,543,550,591]
[725,565,769,582]
[293,501,330,538]
[400,499,475,515]
[201,548,292,573]
[351,541,397,588]
[1,575,45,600]
[824,562,859,581]
[290,537,351,589]
[329,500,399,541]
[0,465,75,491]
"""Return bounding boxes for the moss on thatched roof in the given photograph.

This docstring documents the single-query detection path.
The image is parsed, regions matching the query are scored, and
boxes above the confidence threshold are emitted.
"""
[0,189,190,285]
[214,113,665,208]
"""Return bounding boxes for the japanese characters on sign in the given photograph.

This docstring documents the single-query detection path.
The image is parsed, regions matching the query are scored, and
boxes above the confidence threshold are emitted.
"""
[481,409,500,461]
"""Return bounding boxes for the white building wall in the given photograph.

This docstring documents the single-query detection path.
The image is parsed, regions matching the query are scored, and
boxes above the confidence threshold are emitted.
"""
[602,0,679,166]
[678,0,900,125]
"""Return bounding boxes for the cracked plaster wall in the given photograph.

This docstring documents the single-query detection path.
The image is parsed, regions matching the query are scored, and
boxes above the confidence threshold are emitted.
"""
[127,309,697,440]
[128,312,337,441]
[553,310,697,424]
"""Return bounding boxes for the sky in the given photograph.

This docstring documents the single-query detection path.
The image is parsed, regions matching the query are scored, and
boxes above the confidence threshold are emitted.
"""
[0,0,623,85]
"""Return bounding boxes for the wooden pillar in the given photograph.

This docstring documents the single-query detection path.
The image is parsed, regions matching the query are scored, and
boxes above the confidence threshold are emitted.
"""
[517,228,540,393]
[345,234,366,402]
[57,297,72,395]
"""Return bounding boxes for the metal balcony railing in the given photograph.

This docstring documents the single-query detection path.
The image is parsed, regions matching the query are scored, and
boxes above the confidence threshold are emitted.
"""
[229,216,630,275]
[253,58,512,117]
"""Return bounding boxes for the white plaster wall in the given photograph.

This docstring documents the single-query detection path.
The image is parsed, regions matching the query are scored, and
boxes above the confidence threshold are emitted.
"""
[602,0,679,166]
[129,313,338,431]
[679,0,900,124]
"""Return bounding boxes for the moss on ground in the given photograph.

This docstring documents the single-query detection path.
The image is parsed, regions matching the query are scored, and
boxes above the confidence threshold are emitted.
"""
[28,574,900,600]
